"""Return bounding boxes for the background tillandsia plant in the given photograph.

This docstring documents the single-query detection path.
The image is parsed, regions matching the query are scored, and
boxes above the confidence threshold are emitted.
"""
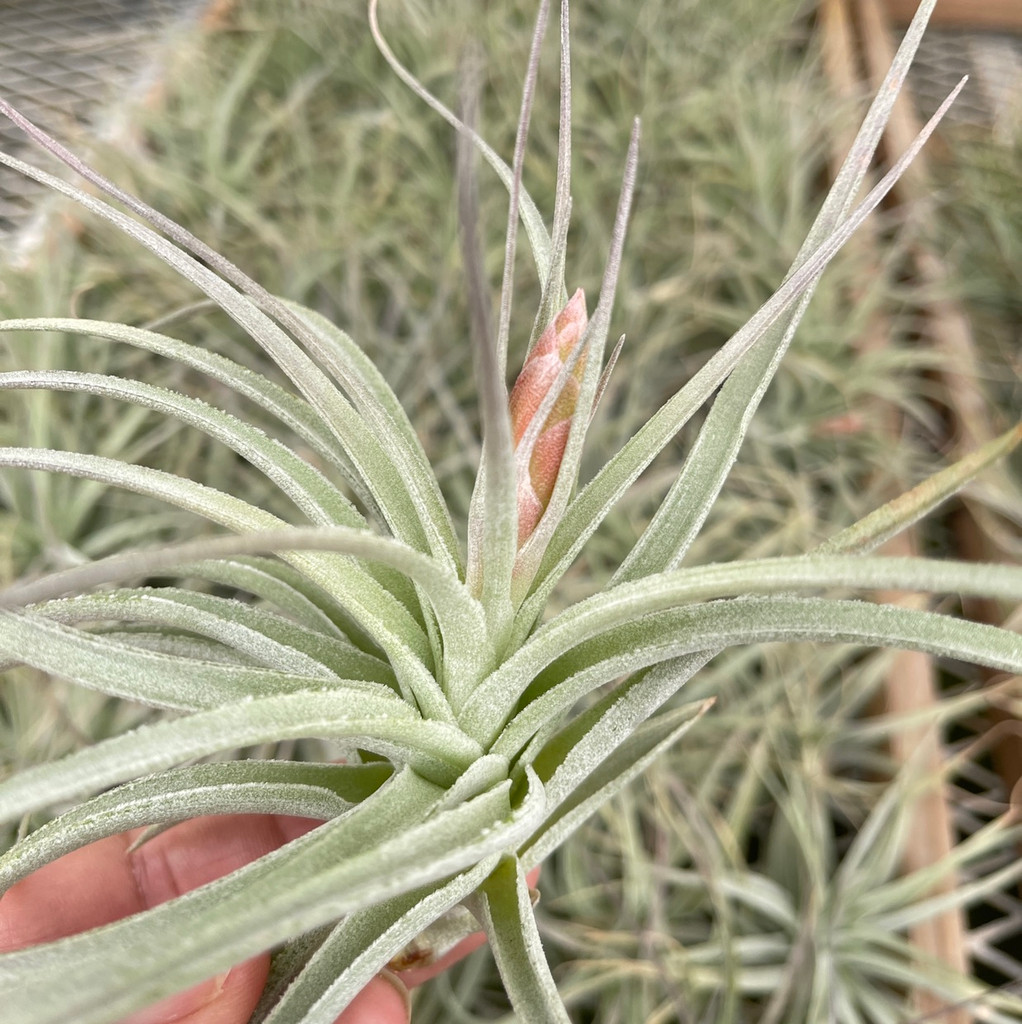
[0,0,1020,1021]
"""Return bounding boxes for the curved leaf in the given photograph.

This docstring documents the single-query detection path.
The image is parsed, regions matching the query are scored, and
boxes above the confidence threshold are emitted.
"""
[467,855,570,1023]
[0,369,360,528]
[0,144,443,564]
[366,0,552,284]
[0,317,376,515]
[1,525,491,704]
[514,77,968,644]
[522,700,713,867]
[0,608,358,710]
[26,588,394,687]
[0,761,391,894]
[495,650,707,763]
[257,856,499,1024]
[174,555,387,656]
[464,595,1022,744]
[612,0,942,583]
[0,767,441,1024]
[0,687,480,823]
[465,556,1022,740]
[280,300,461,574]
[0,449,447,714]
[511,121,641,602]
[819,423,1022,555]
[0,769,545,1024]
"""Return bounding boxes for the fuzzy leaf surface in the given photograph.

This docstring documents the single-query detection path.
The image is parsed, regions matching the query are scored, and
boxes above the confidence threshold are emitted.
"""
[468,855,571,1023]
[466,557,1022,739]
[0,609,355,710]
[26,588,394,687]
[0,769,546,1024]
[258,856,500,1024]
[0,688,480,823]
[516,75,967,642]
[0,317,376,513]
[611,0,942,582]
[523,699,713,866]
[0,761,391,893]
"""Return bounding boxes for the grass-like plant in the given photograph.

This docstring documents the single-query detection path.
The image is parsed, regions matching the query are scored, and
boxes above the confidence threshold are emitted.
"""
[0,1,1019,1021]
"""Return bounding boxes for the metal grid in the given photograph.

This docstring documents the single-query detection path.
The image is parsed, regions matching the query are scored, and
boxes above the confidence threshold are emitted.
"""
[0,0,199,240]
[950,713,1022,1006]
[912,29,1022,143]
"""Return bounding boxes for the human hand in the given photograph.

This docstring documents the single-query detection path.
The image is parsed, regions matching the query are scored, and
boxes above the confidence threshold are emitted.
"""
[0,812,496,1024]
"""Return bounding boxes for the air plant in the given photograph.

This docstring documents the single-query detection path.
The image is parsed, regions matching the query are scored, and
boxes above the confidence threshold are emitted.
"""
[0,1,1018,1022]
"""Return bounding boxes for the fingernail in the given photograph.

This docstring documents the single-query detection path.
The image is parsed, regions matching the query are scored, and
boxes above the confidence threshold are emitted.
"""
[120,970,231,1024]
[380,969,411,1022]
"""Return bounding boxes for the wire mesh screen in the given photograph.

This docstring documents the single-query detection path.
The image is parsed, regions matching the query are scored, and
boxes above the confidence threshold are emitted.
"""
[0,0,199,239]
[951,708,1022,1002]
[912,29,1022,142]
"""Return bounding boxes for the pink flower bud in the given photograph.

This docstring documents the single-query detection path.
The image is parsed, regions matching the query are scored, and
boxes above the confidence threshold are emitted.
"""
[509,288,588,546]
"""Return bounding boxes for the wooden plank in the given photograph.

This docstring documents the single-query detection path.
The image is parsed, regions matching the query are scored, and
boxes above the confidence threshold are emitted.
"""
[820,4,980,1020]
[879,0,1022,30]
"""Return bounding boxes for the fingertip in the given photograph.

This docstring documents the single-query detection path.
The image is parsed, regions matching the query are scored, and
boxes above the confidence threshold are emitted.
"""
[119,954,269,1024]
[336,972,410,1024]
[0,833,140,950]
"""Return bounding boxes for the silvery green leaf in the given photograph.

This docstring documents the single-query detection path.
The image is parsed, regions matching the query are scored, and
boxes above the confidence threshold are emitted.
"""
[0,369,360,529]
[174,555,368,641]
[258,856,499,1024]
[175,555,400,665]
[430,753,511,816]
[0,146,441,563]
[30,588,395,687]
[61,629,247,666]
[522,700,712,866]
[523,0,573,359]
[465,594,1022,744]
[515,74,967,642]
[0,452,444,711]
[491,0,553,369]
[0,761,390,893]
[0,769,544,1024]
[456,45,517,650]
[277,300,461,574]
[0,609,347,710]
[0,316,375,516]
[0,687,478,823]
[0,445,287,537]
[0,767,441,1024]
[818,423,1022,555]
[1,525,489,710]
[612,0,943,582]
[467,855,571,1024]
[511,122,640,602]
[466,557,1022,741]
[501,652,708,774]
[0,90,463,570]
[250,925,332,1024]
[367,0,552,284]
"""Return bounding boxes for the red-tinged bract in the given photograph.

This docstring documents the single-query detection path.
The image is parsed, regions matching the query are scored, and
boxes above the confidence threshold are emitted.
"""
[509,288,588,546]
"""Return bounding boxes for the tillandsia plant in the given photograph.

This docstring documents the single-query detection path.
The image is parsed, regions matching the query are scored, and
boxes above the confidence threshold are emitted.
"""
[0,0,1020,1021]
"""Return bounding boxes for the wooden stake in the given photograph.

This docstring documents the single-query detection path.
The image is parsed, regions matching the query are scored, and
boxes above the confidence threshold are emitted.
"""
[819,3,973,1020]
[879,0,1022,30]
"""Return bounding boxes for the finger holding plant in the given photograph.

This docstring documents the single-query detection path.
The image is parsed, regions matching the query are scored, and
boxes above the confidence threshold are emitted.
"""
[0,2,1020,1023]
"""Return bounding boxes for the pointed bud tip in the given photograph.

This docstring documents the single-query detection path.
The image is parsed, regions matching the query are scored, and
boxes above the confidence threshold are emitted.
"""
[510,288,589,547]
